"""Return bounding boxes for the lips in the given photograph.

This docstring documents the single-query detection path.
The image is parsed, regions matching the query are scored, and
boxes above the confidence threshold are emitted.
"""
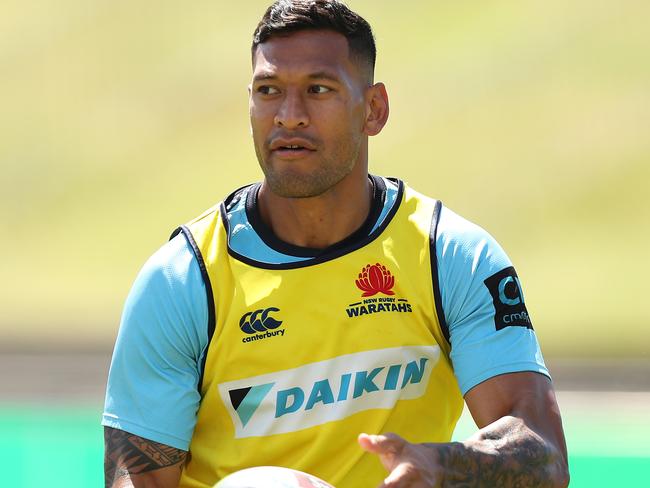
[270,138,317,152]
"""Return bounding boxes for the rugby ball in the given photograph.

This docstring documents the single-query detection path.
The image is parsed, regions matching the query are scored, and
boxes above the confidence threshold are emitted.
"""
[214,466,335,488]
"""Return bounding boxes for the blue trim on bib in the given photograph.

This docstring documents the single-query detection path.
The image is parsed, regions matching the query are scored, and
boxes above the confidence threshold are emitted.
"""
[222,176,402,268]
[225,186,312,265]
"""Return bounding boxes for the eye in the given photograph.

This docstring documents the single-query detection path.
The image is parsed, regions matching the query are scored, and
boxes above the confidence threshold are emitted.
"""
[257,85,280,95]
[308,85,332,94]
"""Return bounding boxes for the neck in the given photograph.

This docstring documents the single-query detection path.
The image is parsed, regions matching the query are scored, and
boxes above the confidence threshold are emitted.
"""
[257,170,373,250]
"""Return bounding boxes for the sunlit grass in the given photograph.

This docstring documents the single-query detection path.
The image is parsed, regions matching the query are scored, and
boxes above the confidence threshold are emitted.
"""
[1,0,648,353]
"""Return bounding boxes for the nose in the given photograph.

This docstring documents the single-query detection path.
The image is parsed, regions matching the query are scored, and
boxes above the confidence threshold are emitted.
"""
[274,90,309,129]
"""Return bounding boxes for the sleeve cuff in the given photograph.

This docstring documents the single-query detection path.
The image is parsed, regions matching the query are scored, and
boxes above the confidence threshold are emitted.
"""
[459,362,551,396]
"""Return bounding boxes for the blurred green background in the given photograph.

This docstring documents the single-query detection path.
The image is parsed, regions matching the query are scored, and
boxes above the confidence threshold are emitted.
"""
[1,0,649,486]
[1,0,649,354]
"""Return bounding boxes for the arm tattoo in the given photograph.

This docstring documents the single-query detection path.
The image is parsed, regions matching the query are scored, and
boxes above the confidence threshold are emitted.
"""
[104,427,187,487]
[436,417,568,487]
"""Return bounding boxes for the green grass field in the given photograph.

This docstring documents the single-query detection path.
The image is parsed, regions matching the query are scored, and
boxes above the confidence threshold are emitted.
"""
[3,392,649,487]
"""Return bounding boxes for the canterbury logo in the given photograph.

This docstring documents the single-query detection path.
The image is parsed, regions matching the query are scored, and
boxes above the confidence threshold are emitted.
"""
[355,263,395,297]
[239,307,283,334]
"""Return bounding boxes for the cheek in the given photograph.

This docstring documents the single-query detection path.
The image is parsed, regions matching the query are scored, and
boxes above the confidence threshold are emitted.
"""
[310,100,365,132]
[320,104,365,142]
[351,100,367,131]
[250,100,276,124]
[249,106,274,140]
[320,95,365,132]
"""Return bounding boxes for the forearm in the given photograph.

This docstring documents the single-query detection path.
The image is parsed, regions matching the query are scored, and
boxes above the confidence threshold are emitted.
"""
[436,416,569,488]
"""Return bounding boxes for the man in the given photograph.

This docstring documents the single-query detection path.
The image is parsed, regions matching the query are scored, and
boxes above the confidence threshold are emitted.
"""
[103,1,569,487]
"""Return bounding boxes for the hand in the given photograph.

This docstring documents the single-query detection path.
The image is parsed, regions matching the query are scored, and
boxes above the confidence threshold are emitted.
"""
[358,433,443,487]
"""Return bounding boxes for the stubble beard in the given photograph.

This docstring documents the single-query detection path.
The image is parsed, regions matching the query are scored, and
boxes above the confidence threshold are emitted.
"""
[256,137,362,198]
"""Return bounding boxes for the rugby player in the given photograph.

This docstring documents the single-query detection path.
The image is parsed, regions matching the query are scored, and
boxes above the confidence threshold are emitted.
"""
[103,1,569,486]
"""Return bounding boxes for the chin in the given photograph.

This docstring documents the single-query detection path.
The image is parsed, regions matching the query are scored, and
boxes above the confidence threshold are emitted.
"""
[265,170,341,199]
[267,180,329,199]
[260,151,358,198]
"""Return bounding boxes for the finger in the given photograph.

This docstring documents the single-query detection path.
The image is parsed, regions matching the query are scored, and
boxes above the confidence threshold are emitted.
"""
[359,433,402,473]
[381,462,412,488]
[357,433,377,452]
[358,432,406,455]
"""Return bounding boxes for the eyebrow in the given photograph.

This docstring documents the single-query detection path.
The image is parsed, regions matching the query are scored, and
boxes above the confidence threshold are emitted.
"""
[252,71,342,83]
[307,71,342,83]
[253,72,277,82]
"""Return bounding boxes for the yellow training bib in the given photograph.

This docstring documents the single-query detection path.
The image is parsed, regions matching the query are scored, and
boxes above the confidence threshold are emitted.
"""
[177,179,463,488]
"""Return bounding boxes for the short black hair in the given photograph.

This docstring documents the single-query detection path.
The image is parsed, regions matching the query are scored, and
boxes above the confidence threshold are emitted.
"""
[252,0,376,80]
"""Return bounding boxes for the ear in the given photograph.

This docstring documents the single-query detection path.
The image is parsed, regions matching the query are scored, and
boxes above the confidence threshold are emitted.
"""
[363,82,390,137]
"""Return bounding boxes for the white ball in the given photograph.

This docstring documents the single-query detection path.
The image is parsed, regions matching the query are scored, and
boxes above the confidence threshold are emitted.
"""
[214,466,335,488]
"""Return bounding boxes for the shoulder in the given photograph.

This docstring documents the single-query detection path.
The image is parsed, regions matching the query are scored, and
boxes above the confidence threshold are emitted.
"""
[432,204,514,338]
[435,205,511,277]
[130,233,204,301]
[119,234,208,356]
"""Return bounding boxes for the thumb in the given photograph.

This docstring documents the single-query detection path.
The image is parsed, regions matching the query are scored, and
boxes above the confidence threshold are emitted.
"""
[358,432,406,456]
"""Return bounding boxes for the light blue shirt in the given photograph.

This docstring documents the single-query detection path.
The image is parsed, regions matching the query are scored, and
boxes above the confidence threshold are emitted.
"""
[102,178,549,450]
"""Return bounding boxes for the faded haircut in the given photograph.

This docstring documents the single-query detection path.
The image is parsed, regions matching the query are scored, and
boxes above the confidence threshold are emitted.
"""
[252,0,376,82]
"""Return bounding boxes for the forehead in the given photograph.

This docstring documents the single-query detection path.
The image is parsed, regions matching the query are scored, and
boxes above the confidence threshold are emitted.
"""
[252,30,356,79]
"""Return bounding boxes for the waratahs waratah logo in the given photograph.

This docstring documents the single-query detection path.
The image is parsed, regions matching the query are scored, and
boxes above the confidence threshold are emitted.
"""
[239,307,285,343]
[346,263,412,318]
[355,263,395,297]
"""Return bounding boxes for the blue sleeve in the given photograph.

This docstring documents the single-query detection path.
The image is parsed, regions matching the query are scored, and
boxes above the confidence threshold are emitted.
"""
[102,234,208,450]
[437,206,549,395]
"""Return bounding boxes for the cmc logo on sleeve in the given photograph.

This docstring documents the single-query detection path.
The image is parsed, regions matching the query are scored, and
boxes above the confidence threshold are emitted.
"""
[218,346,440,438]
[484,266,533,331]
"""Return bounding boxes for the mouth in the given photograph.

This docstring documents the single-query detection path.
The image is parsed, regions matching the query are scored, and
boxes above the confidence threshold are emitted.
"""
[270,141,317,159]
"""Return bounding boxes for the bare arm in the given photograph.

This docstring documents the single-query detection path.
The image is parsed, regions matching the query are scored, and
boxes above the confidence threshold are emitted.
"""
[359,372,569,487]
[104,427,187,488]
[450,371,569,486]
